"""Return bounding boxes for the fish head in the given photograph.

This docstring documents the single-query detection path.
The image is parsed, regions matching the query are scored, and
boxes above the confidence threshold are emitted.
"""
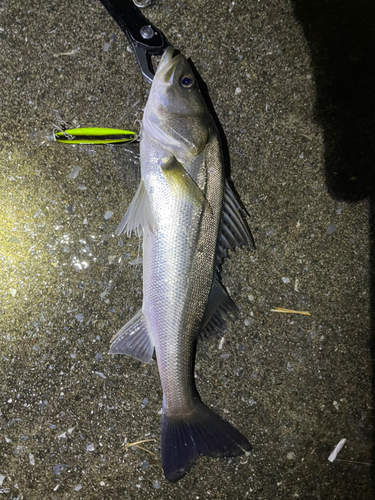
[143,47,210,159]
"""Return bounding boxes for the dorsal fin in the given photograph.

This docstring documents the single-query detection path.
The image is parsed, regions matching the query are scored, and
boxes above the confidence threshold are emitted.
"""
[200,274,238,338]
[216,180,255,267]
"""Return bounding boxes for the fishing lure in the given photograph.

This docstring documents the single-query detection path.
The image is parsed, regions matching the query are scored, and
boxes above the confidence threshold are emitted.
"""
[54,127,137,145]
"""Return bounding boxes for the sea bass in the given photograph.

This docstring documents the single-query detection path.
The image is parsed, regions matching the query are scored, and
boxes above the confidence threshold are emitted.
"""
[110,47,254,482]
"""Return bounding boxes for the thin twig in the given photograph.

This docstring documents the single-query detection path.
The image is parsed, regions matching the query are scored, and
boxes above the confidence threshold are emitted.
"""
[124,438,156,448]
[271,307,311,316]
[334,459,372,466]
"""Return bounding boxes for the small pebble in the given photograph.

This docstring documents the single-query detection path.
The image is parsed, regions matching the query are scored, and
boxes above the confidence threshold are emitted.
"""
[53,464,70,476]
[153,481,160,489]
[327,223,337,235]
[282,277,290,284]
[86,444,95,451]
[68,166,80,179]
[104,211,113,220]
[244,318,251,326]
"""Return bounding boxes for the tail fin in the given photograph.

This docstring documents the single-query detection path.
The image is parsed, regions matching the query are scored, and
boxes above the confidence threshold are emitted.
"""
[161,402,251,483]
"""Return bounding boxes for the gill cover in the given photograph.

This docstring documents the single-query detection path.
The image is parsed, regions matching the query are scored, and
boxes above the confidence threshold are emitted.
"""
[143,47,210,159]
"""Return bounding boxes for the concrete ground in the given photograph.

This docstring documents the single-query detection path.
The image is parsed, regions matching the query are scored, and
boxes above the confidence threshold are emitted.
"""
[0,0,373,498]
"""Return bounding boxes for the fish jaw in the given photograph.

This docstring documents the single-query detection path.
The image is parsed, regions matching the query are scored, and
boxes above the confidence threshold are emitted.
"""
[142,49,210,161]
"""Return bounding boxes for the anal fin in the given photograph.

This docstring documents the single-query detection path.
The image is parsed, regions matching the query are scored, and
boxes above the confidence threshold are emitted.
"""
[109,310,154,363]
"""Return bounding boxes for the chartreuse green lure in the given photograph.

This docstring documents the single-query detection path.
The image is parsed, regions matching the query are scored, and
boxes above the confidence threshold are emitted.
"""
[54,127,137,144]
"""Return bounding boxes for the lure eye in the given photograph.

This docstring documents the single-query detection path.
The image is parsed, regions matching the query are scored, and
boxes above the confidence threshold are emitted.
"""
[180,75,194,89]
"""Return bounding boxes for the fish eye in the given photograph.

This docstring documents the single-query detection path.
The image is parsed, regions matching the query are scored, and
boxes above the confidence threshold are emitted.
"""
[180,75,194,89]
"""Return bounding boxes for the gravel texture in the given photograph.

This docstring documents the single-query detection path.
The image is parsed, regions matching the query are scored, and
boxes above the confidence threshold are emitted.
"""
[0,0,373,498]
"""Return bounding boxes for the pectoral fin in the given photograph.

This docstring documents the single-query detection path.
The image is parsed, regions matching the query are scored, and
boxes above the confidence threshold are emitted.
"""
[161,157,211,213]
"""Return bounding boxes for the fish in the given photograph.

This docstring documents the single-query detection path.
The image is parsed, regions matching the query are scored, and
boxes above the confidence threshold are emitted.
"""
[110,47,254,483]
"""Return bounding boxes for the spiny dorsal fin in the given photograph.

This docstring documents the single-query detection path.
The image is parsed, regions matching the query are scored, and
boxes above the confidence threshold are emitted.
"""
[115,180,157,238]
[216,180,255,267]
[109,310,154,363]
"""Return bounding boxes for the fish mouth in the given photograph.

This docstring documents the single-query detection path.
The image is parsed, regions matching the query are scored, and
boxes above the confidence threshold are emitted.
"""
[156,47,185,84]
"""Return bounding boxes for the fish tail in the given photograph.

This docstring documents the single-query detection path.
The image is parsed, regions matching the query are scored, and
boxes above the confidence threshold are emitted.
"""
[161,402,251,483]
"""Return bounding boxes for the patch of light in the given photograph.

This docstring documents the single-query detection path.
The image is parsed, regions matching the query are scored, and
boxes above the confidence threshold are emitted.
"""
[72,256,89,271]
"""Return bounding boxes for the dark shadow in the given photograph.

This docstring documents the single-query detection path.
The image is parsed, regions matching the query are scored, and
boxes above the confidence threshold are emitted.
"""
[292,0,375,487]
[188,58,232,180]
[189,58,254,222]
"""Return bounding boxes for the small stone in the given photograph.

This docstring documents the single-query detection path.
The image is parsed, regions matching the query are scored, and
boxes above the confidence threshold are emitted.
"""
[153,481,160,489]
[74,484,82,492]
[53,464,70,476]
[282,277,290,284]
[235,87,242,95]
[287,451,295,460]
[327,223,337,235]
[86,444,95,451]
[244,318,251,326]
[9,288,17,297]
[13,444,24,457]
[68,166,80,179]
[104,211,113,220]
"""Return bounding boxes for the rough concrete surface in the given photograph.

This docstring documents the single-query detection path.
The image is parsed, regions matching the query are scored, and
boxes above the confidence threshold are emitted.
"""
[0,0,373,498]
